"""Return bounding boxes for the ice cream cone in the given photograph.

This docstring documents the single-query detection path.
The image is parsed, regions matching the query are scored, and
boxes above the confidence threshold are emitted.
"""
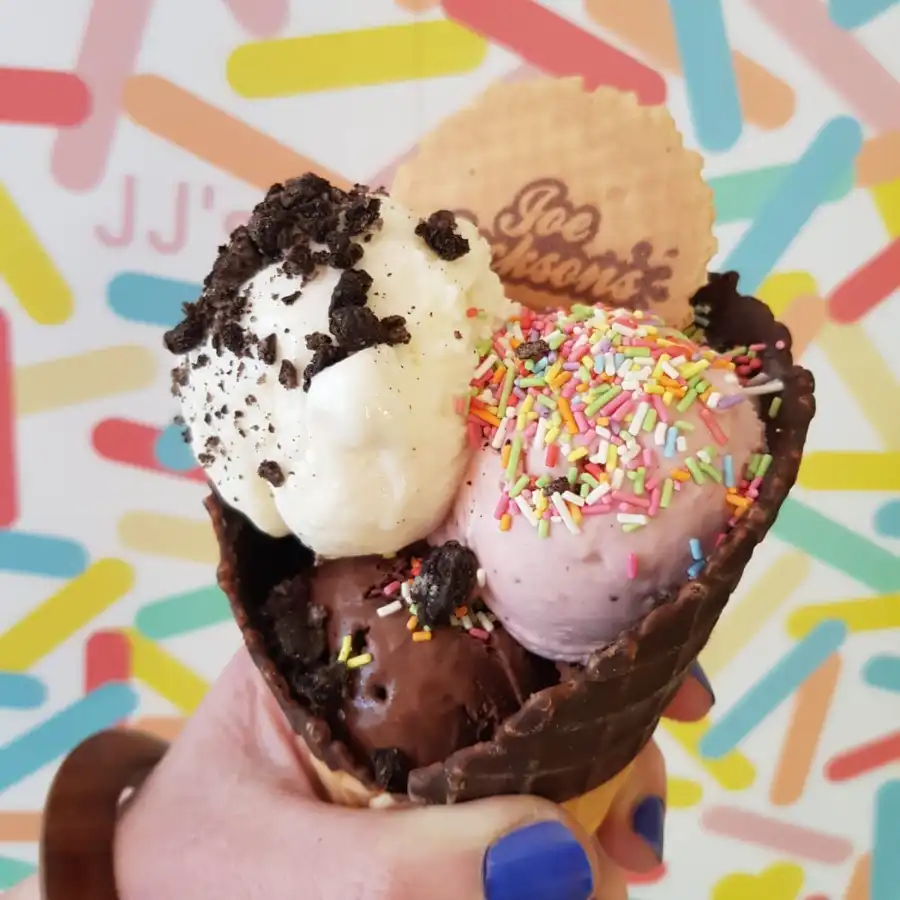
[206,269,814,809]
[560,765,633,834]
[308,729,632,833]
[195,80,814,819]
[307,751,396,809]
[392,76,717,329]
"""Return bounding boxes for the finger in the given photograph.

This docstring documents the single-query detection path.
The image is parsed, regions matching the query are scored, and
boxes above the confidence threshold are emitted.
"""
[591,844,629,900]
[1,876,39,900]
[663,661,715,722]
[284,711,602,899]
[338,795,603,900]
[177,648,324,798]
[595,741,666,874]
[138,665,603,900]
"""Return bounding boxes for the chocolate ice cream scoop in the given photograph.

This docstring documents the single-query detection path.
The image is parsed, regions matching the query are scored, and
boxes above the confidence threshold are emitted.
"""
[251,547,557,791]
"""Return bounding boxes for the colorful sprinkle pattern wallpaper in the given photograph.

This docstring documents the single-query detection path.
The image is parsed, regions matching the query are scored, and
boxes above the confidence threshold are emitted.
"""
[0,0,898,895]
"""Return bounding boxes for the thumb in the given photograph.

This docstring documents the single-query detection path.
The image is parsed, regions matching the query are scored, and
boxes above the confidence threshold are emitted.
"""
[595,740,667,874]
[327,794,604,900]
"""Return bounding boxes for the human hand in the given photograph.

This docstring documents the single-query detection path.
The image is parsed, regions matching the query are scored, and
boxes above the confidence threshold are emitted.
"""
[12,648,713,900]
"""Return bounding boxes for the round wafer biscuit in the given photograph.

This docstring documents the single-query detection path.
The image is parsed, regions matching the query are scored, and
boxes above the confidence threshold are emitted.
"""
[393,76,716,328]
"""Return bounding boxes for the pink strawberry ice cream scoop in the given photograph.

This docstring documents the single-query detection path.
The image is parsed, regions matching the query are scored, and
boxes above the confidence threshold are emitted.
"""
[437,304,768,663]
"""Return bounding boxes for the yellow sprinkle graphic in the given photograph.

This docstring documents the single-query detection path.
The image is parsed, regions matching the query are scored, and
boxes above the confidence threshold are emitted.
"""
[127,630,209,715]
[712,862,804,900]
[16,346,157,416]
[787,594,900,638]
[870,178,900,238]
[0,181,73,324]
[661,717,756,790]
[817,321,900,450]
[799,452,900,491]
[757,271,818,318]
[228,21,486,98]
[667,777,704,809]
[118,512,218,564]
[0,560,133,671]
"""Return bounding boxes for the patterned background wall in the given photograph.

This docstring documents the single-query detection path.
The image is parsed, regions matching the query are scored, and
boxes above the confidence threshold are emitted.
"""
[0,1,898,896]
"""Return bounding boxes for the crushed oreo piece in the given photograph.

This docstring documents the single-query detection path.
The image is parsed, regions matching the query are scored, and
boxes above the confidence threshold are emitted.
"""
[163,174,400,399]
[278,360,299,390]
[171,364,189,393]
[303,342,348,392]
[305,331,333,352]
[282,172,330,204]
[258,567,353,721]
[283,241,317,279]
[258,460,285,487]
[292,663,350,718]
[543,476,571,496]
[371,748,412,793]
[415,210,469,261]
[344,195,382,236]
[207,227,263,287]
[327,233,364,269]
[379,315,411,346]
[221,322,247,356]
[247,205,287,257]
[329,306,385,353]
[410,540,479,629]
[258,333,277,365]
[329,269,373,315]
[516,340,550,361]
[164,174,384,385]
[263,577,328,666]
[164,308,205,354]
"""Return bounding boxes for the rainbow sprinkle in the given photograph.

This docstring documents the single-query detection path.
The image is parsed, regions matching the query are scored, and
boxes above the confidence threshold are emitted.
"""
[464,304,774,576]
[339,560,496,665]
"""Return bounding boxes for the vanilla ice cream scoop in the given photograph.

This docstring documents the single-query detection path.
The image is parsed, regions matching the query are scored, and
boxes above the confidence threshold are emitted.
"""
[165,175,512,558]
[436,304,767,662]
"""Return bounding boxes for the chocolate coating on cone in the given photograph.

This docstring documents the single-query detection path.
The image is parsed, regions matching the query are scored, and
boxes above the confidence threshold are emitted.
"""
[208,272,815,805]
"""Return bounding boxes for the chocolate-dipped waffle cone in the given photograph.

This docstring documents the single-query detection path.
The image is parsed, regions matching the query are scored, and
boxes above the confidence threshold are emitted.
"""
[206,273,814,811]
[302,726,630,833]
[313,748,632,834]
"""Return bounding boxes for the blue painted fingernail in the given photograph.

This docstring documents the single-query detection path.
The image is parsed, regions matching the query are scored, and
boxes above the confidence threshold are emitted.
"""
[484,820,593,900]
[632,795,666,862]
[690,660,716,704]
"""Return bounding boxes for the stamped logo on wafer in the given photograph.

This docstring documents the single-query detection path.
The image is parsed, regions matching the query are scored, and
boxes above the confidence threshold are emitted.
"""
[455,178,679,310]
[393,77,717,328]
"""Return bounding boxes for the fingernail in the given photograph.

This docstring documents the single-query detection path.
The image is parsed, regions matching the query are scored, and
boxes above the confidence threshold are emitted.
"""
[484,820,594,900]
[690,660,716,704]
[632,795,666,862]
